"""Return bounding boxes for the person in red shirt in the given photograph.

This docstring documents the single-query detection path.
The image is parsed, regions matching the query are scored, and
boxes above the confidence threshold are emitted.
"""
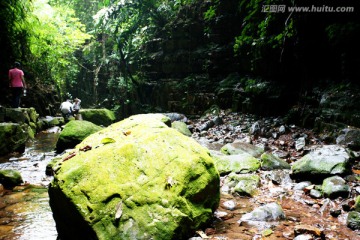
[8,62,27,108]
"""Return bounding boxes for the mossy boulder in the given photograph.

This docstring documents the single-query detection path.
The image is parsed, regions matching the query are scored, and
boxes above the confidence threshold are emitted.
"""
[56,120,103,153]
[0,169,23,189]
[211,151,260,175]
[171,120,192,136]
[49,113,220,240]
[291,145,352,182]
[347,211,360,230]
[260,152,290,170]
[79,108,116,126]
[0,123,32,156]
[322,176,350,199]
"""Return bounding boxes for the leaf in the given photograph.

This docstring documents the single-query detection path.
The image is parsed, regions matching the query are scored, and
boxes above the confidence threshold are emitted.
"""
[101,137,116,144]
[115,201,123,220]
[262,228,273,237]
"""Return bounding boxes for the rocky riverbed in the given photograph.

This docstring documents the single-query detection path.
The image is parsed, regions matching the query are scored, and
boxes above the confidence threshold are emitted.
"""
[1,111,360,239]
[188,110,360,239]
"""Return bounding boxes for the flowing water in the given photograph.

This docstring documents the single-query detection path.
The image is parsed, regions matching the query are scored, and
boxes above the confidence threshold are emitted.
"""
[0,127,60,240]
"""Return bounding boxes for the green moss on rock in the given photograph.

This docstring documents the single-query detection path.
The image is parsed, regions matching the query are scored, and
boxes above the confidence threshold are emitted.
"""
[0,169,23,188]
[79,108,116,126]
[49,114,220,240]
[56,120,102,153]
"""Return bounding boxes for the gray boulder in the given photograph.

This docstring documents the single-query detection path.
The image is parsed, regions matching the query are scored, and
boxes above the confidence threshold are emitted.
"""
[291,145,352,182]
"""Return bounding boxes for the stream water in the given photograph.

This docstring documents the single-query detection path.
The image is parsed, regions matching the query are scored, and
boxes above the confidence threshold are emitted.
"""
[0,127,60,240]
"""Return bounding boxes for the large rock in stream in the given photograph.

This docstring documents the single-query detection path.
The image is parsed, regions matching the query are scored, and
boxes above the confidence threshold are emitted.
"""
[49,114,220,240]
[0,123,33,156]
[55,120,103,153]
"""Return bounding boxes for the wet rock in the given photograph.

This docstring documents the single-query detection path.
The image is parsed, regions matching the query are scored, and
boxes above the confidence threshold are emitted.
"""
[265,170,292,185]
[293,181,312,191]
[171,121,192,136]
[336,127,360,150]
[49,114,220,240]
[295,137,306,151]
[221,141,264,157]
[0,169,23,189]
[347,211,360,230]
[291,145,352,182]
[240,202,285,222]
[250,121,261,136]
[79,108,116,126]
[0,123,32,156]
[322,176,350,199]
[279,125,286,134]
[260,152,290,170]
[294,224,324,239]
[222,200,236,211]
[309,189,322,199]
[55,120,103,153]
[224,173,260,197]
[211,151,260,175]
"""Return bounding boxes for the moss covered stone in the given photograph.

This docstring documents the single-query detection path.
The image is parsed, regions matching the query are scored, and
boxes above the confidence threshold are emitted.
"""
[347,211,360,230]
[80,108,116,126]
[56,120,102,153]
[260,153,290,170]
[211,151,260,175]
[49,113,220,240]
[171,121,192,136]
[0,169,23,188]
[0,123,31,156]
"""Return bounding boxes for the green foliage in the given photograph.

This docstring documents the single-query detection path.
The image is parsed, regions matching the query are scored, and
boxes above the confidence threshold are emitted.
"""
[233,0,296,66]
[28,0,91,92]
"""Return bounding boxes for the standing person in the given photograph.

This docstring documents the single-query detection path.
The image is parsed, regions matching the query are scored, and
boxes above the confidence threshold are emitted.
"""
[60,99,73,120]
[8,62,26,108]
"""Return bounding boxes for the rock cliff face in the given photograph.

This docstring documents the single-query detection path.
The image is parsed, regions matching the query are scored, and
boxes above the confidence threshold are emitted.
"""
[49,114,220,239]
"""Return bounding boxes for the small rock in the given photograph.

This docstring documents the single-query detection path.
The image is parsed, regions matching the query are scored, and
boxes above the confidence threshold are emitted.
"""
[309,189,322,199]
[293,181,312,191]
[222,200,236,211]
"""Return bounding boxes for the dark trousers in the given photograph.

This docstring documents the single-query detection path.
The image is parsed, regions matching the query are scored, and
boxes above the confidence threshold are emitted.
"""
[11,87,23,108]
